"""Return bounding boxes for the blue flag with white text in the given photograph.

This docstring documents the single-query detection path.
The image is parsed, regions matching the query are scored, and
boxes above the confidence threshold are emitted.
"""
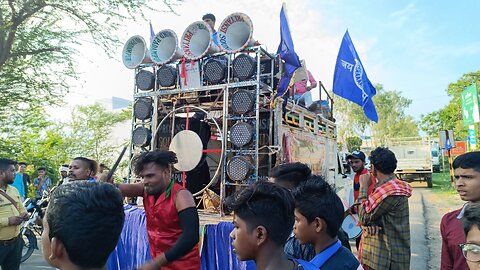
[273,5,302,105]
[333,30,378,122]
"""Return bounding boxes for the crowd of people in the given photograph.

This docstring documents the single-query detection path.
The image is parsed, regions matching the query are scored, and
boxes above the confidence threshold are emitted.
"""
[0,148,479,270]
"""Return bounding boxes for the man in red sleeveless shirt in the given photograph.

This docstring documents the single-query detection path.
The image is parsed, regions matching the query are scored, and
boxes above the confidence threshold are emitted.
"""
[113,150,200,270]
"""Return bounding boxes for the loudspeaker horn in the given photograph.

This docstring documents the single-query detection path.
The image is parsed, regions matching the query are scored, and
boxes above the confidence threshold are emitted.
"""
[218,13,257,53]
[122,35,152,69]
[181,21,220,60]
[150,29,184,65]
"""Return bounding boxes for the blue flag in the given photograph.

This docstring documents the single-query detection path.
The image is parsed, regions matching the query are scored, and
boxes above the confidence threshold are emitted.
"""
[273,5,302,104]
[333,30,378,122]
[149,21,155,43]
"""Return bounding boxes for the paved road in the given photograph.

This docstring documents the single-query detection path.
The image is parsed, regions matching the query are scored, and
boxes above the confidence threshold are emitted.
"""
[409,182,464,270]
[409,184,430,269]
[20,237,54,270]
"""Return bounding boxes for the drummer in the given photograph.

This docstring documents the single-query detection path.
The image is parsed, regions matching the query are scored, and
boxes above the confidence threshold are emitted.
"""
[347,150,376,250]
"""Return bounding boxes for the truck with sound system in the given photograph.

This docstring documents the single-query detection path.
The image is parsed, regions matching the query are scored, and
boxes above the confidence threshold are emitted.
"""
[109,11,348,269]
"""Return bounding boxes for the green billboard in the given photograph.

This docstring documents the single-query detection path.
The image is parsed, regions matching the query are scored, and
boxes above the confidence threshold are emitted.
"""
[461,83,480,126]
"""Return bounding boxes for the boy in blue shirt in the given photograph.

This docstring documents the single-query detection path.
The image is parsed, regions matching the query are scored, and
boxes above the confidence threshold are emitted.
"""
[293,176,362,269]
[224,181,314,270]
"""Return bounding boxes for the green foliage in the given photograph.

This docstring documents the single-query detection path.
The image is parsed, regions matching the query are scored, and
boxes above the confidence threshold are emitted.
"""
[65,103,131,163]
[346,136,362,152]
[0,103,131,182]
[0,0,180,123]
[334,84,419,146]
[420,71,480,139]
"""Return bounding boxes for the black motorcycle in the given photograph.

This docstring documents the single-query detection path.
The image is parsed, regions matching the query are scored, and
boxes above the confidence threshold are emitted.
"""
[20,191,49,263]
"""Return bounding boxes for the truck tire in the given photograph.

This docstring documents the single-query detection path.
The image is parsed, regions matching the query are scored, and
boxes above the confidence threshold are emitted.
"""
[427,174,433,188]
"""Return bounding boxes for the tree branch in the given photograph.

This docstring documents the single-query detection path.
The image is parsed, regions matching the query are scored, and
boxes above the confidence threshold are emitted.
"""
[11,47,62,58]
[7,0,16,18]
[0,7,4,54]
[16,0,46,27]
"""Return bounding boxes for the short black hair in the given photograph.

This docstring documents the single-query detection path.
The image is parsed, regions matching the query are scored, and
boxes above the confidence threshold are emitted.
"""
[293,175,344,238]
[202,13,216,22]
[369,147,397,174]
[37,167,46,171]
[73,157,98,175]
[0,158,16,172]
[462,203,480,236]
[224,181,294,246]
[62,164,69,167]
[133,150,177,176]
[18,162,27,166]
[453,152,480,173]
[47,181,124,268]
[269,162,311,188]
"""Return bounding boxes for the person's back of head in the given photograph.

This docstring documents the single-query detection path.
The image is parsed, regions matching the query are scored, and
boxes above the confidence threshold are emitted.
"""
[43,181,125,269]
[293,175,344,240]
[369,147,397,175]
[453,152,480,172]
[269,162,311,189]
[224,181,295,261]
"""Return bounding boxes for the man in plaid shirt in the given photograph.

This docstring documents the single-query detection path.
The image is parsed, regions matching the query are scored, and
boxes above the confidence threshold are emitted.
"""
[356,147,412,270]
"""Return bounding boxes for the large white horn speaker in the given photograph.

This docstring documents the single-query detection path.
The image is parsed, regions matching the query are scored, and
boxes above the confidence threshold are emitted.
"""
[181,21,220,60]
[218,13,256,53]
[150,29,184,65]
[122,35,152,69]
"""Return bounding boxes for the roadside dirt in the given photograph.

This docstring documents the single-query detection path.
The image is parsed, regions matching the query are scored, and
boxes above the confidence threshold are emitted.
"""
[410,183,465,270]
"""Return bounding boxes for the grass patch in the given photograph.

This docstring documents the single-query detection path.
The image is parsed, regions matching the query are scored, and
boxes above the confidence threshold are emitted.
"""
[432,171,457,195]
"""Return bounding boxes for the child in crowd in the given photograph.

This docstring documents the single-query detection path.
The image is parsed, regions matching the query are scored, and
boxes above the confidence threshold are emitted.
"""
[224,181,315,270]
[293,176,362,269]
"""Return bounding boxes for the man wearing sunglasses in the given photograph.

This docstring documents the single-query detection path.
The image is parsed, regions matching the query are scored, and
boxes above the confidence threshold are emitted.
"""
[441,152,480,270]
[460,203,480,270]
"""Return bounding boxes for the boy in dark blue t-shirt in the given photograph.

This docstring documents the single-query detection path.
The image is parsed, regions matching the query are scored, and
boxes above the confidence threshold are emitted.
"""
[293,176,362,269]
[224,181,315,270]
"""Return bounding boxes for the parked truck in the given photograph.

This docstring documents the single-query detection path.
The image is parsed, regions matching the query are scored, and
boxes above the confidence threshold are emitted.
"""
[386,137,433,188]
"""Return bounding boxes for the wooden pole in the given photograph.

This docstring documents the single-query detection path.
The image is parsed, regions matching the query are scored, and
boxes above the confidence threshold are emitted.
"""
[447,149,455,188]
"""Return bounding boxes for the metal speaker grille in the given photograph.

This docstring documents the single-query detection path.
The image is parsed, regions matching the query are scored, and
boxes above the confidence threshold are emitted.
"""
[204,59,226,84]
[227,156,252,181]
[132,126,152,147]
[135,70,155,90]
[232,54,256,81]
[157,65,177,87]
[229,122,253,148]
[231,89,255,115]
[133,98,152,120]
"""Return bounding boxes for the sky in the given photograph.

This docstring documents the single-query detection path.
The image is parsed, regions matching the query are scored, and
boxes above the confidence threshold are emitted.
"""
[56,0,480,122]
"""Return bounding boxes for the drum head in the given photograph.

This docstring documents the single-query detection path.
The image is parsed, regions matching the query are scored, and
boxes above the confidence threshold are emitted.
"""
[169,130,203,171]
[341,214,362,239]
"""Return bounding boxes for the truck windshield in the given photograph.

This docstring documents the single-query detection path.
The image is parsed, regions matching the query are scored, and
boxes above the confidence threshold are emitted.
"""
[432,151,439,157]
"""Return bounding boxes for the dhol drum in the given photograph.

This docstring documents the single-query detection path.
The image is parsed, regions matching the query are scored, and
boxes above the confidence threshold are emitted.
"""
[341,214,362,240]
